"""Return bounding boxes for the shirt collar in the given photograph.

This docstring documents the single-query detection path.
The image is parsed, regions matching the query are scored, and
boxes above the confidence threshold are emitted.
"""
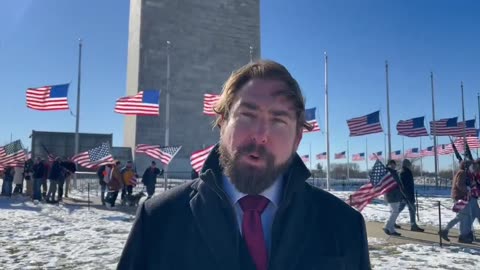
[222,174,283,207]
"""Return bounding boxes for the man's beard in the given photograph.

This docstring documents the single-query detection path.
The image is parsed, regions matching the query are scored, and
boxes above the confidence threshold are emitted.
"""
[219,142,293,195]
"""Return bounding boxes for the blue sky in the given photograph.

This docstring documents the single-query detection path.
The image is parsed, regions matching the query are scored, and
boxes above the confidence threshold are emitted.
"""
[2,0,479,172]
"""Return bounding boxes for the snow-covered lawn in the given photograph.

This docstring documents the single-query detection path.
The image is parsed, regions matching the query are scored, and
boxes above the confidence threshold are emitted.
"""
[0,188,479,269]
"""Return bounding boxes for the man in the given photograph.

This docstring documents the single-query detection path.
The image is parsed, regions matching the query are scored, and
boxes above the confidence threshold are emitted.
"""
[118,60,370,269]
[97,165,107,205]
[32,157,45,202]
[383,160,404,236]
[120,161,138,205]
[141,161,163,199]
[61,158,77,198]
[106,161,123,208]
[440,160,475,243]
[398,159,424,232]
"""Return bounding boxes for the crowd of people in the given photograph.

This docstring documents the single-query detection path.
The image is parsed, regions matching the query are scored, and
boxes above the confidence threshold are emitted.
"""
[440,159,480,243]
[383,157,480,244]
[1,157,76,203]
[0,157,164,208]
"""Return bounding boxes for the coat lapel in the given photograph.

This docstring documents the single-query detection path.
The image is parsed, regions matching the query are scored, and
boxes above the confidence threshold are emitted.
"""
[268,156,312,270]
[189,171,242,270]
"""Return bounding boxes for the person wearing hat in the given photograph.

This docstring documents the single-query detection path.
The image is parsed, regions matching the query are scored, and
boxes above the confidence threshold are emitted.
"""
[398,159,424,232]
[141,161,163,199]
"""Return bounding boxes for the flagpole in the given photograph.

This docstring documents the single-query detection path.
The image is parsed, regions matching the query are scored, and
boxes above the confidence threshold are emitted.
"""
[420,137,423,179]
[164,41,171,191]
[402,137,405,156]
[431,72,439,187]
[365,137,369,171]
[386,61,392,160]
[325,52,331,190]
[347,141,350,180]
[461,82,467,148]
[384,133,387,162]
[309,142,312,171]
[477,92,480,158]
[73,39,82,188]
[451,154,455,180]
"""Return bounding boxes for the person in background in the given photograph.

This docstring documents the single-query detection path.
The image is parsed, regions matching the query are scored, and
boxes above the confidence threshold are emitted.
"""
[398,159,424,232]
[383,159,404,236]
[141,161,163,199]
[1,166,14,197]
[61,158,77,198]
[121,160,138,205]
[13,165,25,195]
[32,157,45,202]
[24,158,34,197]
[440,160,475,243]
[41,158,50,200]
[106,161,123,208]
[97,165,107,205]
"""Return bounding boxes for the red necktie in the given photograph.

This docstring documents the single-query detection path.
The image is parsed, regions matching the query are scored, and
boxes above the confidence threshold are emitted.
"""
[239,195,270,270]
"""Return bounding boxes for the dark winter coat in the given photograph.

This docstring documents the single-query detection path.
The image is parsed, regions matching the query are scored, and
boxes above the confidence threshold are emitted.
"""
[49,161,64,181]
[32,162,45,179]
[141,167,162,186]
[117,145,370,270]
[400,167,415,203]
[384,168,404,203]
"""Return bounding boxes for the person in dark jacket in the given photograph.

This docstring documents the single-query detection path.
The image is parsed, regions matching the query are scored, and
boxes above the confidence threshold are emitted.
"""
[1,166,14,197]
[97,165,107,205]
[118,60,370,270]
[398,159,424,232]
[141,161,163,199]
[383,159,404,236]
[61,159,77,198]
[32,157,45,202]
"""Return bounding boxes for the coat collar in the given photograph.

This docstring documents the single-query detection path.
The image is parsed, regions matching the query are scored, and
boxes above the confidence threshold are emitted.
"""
[189,144,312,270]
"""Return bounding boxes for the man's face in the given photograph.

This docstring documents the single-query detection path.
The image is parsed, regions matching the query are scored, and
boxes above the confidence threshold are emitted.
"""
[127,163,132,168]
[219,79,302,195]
[388,163,396,170]
[151,163,156,168]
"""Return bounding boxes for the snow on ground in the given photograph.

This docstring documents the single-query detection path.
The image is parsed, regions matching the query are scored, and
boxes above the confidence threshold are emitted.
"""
[1,185,480,269]
[0,194,134,270]
[369,237,480,270]
[330,190,480,230]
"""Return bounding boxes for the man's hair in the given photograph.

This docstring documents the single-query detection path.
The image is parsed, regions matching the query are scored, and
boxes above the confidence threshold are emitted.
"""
[387,160,396,166]
[151,161,156,165]
[213,60,313,132]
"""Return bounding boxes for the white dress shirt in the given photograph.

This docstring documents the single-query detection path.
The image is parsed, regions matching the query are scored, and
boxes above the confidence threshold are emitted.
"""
[222,174,283,253]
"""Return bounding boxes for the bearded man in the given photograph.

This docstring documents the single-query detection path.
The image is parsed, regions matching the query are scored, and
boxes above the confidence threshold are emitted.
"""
[118,60,370,270]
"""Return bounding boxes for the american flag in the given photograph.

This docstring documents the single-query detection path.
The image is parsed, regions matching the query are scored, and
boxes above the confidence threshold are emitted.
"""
[0,140,26,167]
[352,153,365,161]
[114,90,160,116]
[405,148,421,158]
[335,151,346,159]
[26,84,69,111]
[300,155,309,163]
[396,116,428,137]
[369,151,383,161]
[203,93,220,116]
[429,117,458,136]
[71,143,114,169]
[190,145,215,173]
[437,144,453,155]
[135,144,182,165]
[348,160,397,211]
[347,111,383,137]
[316,152,327,160]
[452,119,477,137]
[303,107,321,133]
[420,146,435,157]
[391,150,403,160]
[454,137,480,149]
